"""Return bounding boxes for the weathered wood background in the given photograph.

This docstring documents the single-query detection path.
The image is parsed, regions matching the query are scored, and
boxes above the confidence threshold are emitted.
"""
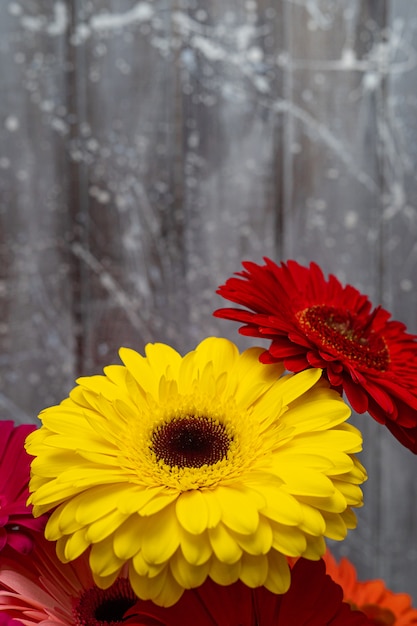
[1,0,417,599]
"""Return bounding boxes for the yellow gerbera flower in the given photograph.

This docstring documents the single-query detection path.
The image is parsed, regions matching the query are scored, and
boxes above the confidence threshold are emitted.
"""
[26,337,366,607]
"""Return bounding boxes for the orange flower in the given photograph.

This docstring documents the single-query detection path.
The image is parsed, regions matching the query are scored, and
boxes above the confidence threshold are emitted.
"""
[323,550,417,625]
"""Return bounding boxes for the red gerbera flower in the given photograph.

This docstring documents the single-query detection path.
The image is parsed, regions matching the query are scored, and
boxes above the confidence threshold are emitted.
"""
[214,259,417,452]
[323,550,417,625]
[126,558,372,625]
[0,421,45,554]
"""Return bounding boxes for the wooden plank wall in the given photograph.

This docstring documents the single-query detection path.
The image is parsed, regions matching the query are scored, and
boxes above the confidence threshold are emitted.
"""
[1,0,417,599]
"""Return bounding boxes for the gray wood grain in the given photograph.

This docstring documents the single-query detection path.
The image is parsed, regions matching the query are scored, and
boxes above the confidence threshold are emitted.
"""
[0,1,76,421]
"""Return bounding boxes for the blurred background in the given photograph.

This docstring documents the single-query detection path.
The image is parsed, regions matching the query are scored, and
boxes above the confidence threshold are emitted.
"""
[1,0,417,600]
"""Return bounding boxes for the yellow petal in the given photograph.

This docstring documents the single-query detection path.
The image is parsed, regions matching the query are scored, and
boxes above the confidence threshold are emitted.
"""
[299,489,347,514]
[86,509,129,543]
[283,396,350,433]
[297,503,326,536]
[113,515,145,560]
[270,521,307,556]
[129,562,184,607]
[239,553,268,587]
[231,516,273,555]
[233,348,284,407]
[264,550,290,594]
[302,534,326,559]
[248,481,303,526]
[139,491,179,516]
[150,569,185,608]
[169,550,210,588]
[195,337,239,380]
[279,468,336,498]
[46,503,81,539]
[117,487,167,515]
[140,506,181,564]
[131,551,165,577]
[176,490,209,534]
[63,528,89,561]
[331,480,364,506]
[119,347,157,397]
[93,569,122,590]
[322,512,348,540]
[208,523,242,564]
[215,485,262,534]
[72,485,123,525]
[201,489,222,527]
[179,528,212,566]
[273,368,323,407]
[209,557,241,585]
[89,536,126,577]
[340,507,357,529]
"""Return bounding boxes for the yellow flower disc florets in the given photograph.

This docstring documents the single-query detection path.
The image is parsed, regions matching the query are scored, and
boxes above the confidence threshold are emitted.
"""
[25,337,367,607]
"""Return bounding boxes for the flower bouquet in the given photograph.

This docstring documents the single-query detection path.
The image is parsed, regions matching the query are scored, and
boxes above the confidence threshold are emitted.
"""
[1,258,417,625]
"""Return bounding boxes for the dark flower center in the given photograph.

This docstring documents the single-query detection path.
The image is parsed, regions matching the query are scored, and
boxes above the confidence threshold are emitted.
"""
[73,578,138,626]
[151,416,231,468]
[357,603,396,625]
[296,305,389,371]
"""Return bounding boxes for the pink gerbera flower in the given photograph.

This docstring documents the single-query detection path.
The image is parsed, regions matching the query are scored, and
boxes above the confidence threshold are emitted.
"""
[0,421,45,554]
[214,259,417,452]
[0,535,138,626]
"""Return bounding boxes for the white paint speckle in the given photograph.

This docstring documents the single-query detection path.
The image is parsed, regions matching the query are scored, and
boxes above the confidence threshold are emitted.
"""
[51,117,69,134]
[4,116,19,132]
[363,71,381,91]
[341,48,356,68]
[400,279,413,292]
[190,35,224,61]
[90,2,153,31]
[71,23,90,46]
[344,211,358,229]
[40,100,54,112]
[8,2,22,16]
[188,132,199,149]
[20,1,68,36]
[89,186,111,204]
[246,46,263,63]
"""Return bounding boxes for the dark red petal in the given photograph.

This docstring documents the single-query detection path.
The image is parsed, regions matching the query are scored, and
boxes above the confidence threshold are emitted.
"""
[0,528,8,552]
[5,530,34,554]
[384,421,417,453]
[278,559,343,624]
[341,377,370,415]
[306,352,327,368]
[283,355,311,372]
[269,340,308,358]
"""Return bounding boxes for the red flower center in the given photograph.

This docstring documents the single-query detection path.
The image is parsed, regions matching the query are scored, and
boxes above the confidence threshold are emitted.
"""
[359,603,396,625]
[73,578,138,626]
[296,305,389,371]
[151,416,231,468]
